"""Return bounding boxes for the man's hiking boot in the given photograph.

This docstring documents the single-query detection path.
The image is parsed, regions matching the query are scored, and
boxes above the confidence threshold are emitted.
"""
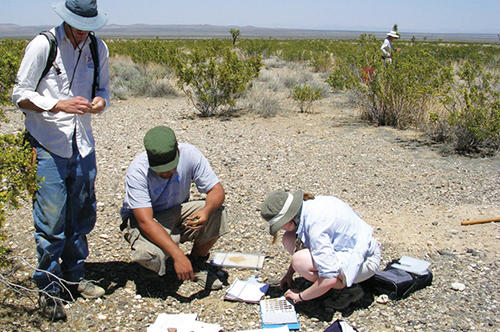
[188,254,223,290]
[38,293,67,322]
[323,284,364,311]
[77,279,105,299]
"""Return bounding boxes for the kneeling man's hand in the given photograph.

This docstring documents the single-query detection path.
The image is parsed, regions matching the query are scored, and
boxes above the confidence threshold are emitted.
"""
[174,254,194,281]
[184,209,209,230]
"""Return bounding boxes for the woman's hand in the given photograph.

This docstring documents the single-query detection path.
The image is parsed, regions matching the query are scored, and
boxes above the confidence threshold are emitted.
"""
[284,289,302,303]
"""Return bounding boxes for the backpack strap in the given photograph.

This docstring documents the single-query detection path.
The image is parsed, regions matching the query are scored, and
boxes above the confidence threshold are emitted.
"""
[88,31,99,99]
[37,31,58,90]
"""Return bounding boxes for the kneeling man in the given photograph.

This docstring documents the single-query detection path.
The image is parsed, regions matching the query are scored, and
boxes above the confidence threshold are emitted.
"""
[120,126,228,289]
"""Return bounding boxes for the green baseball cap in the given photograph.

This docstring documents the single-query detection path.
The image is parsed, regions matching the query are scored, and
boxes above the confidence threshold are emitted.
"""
[143,126,179,173]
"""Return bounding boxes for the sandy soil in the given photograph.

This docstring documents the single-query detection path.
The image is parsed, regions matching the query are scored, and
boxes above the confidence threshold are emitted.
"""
[0,91,499,331]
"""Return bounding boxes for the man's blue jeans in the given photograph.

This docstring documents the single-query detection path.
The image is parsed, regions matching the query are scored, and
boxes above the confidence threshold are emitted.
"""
[30,136,97,293]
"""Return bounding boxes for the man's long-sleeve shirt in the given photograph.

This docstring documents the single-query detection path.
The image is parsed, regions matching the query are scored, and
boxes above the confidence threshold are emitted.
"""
[12,23,110,158]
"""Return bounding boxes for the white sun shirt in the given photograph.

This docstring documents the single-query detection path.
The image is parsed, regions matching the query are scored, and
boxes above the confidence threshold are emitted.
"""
[12,23,110,158]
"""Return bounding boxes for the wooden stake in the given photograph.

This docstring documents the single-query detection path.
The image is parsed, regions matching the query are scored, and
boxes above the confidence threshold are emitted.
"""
[461,217,500,226]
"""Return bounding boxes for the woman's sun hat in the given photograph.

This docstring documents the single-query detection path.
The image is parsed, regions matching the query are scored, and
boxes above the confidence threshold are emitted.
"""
[260,190,304,235]
[386,30,400,38]
[53,0,108,31]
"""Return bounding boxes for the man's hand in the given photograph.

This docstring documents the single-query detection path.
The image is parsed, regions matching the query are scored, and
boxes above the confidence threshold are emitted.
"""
[173,253,194,281]
[183,209,209,230]
[89,96,106,114]
[52,96,92,114]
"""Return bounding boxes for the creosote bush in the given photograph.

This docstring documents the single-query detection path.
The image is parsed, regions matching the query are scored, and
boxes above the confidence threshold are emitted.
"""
[0,39,37,264]
[292,84,322,113]
[435,61,499,155]
[326,35,453,129]
[174,47,262,117]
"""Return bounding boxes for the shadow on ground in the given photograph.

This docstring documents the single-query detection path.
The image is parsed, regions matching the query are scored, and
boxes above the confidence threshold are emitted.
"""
[85,261,228,303]
[269,277,375,322]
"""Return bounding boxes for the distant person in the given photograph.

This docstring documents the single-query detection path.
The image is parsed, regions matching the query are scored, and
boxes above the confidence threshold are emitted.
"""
[260,190,381,309]
[11,0,110,322]
[120,126,229,290]
[381,29,401,65]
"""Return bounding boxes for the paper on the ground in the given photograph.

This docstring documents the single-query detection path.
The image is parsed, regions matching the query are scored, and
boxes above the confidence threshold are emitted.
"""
[392,255,431,275]
[260,297,298,325]
[147,313,197,332]
[211,251,266,269]
[238,326,289,332]
[191,320,223,331]
[147,313,223,332]
[225,276,269,303]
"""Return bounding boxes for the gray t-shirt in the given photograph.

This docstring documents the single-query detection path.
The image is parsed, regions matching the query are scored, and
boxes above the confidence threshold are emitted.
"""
[120,143,219,219]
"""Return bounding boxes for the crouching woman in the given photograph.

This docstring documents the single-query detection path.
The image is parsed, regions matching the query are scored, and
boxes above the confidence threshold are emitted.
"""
[260,190,381,304]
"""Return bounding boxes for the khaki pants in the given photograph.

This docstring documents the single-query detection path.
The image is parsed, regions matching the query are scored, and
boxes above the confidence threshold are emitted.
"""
[121,201,229,276]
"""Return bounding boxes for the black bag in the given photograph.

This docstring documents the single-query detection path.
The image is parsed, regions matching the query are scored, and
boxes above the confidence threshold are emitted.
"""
[366,260,433,300]
[324,319,358,332]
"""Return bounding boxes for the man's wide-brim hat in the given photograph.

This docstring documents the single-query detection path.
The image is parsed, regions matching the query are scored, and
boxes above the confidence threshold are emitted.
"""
[386,30,400,38]
[53,0,108,31]
[261,190,304,235]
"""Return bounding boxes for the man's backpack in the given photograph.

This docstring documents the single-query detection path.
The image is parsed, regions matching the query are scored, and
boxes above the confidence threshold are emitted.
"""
[37,30,99,98]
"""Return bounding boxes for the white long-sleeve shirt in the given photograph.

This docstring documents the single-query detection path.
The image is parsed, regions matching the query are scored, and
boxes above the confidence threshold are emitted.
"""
[380,38,394,58]
[296,196,377,287]
[12,23,110,158]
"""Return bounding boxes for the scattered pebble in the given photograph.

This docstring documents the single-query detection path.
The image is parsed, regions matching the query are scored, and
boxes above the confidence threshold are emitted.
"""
[451,282,466,291]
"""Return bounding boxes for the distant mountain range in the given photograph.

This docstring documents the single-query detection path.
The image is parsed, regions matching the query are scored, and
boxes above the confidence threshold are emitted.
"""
[0,23,498,42]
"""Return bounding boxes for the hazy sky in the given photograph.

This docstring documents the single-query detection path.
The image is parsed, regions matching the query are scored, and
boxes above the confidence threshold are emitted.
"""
[1,0,499,33]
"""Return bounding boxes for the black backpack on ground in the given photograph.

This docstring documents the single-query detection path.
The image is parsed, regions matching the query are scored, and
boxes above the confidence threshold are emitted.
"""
[37,30,99,98]
[364,259,433,300]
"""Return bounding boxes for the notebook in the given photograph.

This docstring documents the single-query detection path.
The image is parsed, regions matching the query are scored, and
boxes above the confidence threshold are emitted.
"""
[225,276,269,303]
[211,251,266,269]
[391,255,431,276]
[259,297,299,330]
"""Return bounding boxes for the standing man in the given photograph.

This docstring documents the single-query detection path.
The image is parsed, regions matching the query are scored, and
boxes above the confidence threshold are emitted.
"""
[12,0,110,321]
[120,126,229,291]
[381,28,400,65]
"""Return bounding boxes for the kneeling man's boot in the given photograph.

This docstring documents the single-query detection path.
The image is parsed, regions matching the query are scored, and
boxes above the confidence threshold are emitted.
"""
[188,254,223,290]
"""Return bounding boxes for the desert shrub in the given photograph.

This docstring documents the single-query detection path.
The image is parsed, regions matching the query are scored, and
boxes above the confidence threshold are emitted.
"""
[326,35,452,129]
[0,40,25,120]
[435,61,500,155]
[292,84,322,113]
[310,53,335,73]
[0,39,37,264]
[363,49,452,128]
[243,84,281,117]
[174,47,262,117]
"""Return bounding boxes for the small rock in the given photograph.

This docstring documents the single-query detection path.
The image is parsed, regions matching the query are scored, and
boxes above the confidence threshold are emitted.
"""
[376,294,390,304]
[97,314,107,320]
[99,234,109,239]
[451,282,466,291]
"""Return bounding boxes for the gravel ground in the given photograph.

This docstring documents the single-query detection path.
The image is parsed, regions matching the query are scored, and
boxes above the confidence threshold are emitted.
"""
[1,93,499,332]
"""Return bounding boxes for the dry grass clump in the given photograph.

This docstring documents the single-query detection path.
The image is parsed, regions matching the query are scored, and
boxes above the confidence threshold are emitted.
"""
[242,83,282,117]
[109,56,178,100]
[262,56,287,69]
